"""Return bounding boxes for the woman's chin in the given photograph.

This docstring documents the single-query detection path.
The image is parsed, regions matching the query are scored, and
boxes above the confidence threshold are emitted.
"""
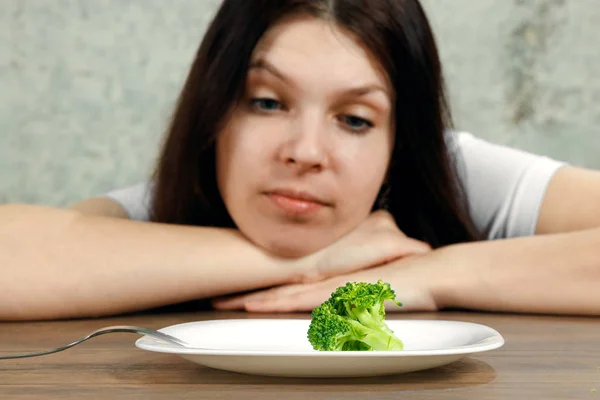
[258,237,333,259]
[235,220,350,259]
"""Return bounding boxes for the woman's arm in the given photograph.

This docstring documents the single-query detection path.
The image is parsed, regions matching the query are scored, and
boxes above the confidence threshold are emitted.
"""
[214,166,600,315]
[536,166,600,234]
[0,203,298,320]
[214,227,600,315]
[435,165,600,314]
[431,227,600,315]
[68,197,131,219]
[0,201,427,321]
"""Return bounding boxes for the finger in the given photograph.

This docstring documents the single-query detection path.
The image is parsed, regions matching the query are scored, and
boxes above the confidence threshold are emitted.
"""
[244,291,318,313]
[212,292,266,310]
[212,284,306,310]
[212,297,244,310]
[244,285,330,313]
[244,300,307,313]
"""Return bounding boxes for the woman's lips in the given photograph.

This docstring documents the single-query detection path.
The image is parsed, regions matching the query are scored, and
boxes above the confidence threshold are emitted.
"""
[266,191,327,216]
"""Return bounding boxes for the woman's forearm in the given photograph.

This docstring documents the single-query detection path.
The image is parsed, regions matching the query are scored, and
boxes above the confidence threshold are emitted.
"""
[0,204,298,320]
[432,227,600,315]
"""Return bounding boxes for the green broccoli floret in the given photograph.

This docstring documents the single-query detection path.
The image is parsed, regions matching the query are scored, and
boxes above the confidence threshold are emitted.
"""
[307,280,404,351]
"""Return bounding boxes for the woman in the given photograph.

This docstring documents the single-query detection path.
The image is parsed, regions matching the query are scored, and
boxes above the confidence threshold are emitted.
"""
[1,0,599,320]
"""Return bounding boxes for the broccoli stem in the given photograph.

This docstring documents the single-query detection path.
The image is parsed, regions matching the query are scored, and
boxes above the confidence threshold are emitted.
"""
[347,318,404,351]
[352,307,395,335]
[362,330,404,351]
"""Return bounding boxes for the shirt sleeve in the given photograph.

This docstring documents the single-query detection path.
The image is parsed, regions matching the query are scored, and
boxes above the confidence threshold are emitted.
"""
[449,131,566,240]
[104,181,153,221]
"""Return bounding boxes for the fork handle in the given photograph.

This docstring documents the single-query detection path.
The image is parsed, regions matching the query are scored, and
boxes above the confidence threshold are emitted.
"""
[0,325,187,360]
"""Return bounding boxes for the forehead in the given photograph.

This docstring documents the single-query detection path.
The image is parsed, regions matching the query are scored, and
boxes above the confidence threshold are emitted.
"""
[251,15,390,90]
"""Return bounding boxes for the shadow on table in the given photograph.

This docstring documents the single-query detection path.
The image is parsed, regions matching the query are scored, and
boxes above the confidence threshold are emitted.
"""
[175,357,496,390]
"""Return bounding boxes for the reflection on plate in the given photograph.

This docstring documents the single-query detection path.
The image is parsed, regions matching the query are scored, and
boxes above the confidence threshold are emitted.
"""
[135,319,504,378]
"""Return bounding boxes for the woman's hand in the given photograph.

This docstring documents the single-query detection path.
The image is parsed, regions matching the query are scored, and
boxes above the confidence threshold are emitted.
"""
[213,254,439,313]
[291,210,431,284]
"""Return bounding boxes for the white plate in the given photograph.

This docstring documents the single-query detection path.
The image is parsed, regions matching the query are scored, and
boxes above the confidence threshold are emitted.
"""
[135,319,504,378]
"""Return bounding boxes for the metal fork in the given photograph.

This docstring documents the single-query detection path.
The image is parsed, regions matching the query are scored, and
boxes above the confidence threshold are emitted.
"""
[0,325,190,360]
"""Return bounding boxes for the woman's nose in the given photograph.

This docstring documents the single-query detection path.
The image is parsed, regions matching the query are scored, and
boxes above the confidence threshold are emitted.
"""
[278,116,329,173]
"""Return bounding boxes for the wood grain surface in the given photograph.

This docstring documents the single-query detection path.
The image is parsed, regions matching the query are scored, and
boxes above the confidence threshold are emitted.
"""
[1,311,599,399]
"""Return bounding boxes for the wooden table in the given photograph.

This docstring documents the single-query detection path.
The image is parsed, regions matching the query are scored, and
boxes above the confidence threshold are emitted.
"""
[1,310,599,399]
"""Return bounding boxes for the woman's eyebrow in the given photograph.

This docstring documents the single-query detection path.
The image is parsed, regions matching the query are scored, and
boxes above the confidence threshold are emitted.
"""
[248,58,292,85]
[248,57,390,102]
[342,85,389,99]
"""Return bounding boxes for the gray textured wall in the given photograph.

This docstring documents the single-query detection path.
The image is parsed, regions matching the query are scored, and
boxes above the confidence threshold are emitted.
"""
[2,0,598,206]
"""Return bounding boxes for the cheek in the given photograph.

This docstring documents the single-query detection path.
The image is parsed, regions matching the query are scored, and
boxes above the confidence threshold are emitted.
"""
[216,128,270,204]
[339,140,391,201]
[344,164,388,208]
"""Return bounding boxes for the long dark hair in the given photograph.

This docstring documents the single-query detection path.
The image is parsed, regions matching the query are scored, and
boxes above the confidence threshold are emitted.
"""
[150,0,480,247]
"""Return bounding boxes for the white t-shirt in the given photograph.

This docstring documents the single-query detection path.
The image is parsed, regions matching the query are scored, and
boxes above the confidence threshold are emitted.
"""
[105,132,565,240]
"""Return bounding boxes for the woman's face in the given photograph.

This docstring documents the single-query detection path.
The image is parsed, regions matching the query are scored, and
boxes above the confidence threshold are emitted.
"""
[216,15,394,258]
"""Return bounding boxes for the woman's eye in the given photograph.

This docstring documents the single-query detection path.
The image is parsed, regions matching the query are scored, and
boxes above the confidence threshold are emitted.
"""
[251,98,283,112]
[339,115,374,133]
